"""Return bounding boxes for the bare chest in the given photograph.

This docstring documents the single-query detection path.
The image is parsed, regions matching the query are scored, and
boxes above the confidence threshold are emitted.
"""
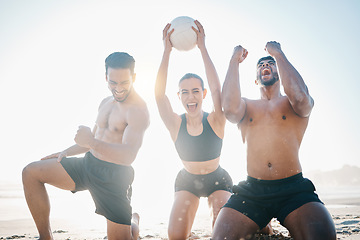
[241,98,306,179]
[96,102,128,137]
[240,98,308,142]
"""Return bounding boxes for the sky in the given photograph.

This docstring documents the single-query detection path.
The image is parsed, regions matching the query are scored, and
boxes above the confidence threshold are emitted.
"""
[1,0,360,225]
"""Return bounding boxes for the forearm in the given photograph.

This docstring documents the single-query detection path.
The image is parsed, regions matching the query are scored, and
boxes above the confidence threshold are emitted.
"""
[89,138,137,165]
[275,53,306,95]
[274,52,313,116]
[199,46,221,93]
[63,144,90,157]
[222,59,241,111]
[155,50,171,100]
[222,59,245,123]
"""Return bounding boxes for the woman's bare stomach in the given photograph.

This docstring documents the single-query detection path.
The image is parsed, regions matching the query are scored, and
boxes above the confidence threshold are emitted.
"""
[182,157,220,175]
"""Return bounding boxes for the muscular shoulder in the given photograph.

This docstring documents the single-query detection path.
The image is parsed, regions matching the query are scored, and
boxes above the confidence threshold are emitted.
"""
[98,96,114,110]
[127,99,150,130]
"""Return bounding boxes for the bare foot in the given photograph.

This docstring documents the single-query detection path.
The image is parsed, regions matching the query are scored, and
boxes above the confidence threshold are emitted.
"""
[188,232,200,239]
[132,212,140,225]
[260,222,274,235]
[131,213,140,240]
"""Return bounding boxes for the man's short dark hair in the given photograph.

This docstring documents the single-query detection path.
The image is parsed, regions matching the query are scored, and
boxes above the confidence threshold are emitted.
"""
[105,52,135,75]
[179,73,204,90]
[257,56,276,66]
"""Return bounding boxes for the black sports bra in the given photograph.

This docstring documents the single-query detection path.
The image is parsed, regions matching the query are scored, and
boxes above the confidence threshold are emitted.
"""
[174,112,223,162]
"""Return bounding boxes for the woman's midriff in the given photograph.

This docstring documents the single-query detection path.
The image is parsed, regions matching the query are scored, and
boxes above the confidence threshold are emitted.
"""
[182,157,220,175]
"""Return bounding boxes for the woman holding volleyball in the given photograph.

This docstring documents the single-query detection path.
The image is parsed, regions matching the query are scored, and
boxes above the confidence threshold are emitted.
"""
[155,20,232,239]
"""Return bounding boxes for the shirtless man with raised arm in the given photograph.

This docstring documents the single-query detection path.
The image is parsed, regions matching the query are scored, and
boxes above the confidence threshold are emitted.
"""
[212,42,336,240]
[22,52,149,240]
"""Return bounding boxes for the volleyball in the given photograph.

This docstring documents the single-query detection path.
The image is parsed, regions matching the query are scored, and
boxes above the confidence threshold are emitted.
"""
[168,16,198,51]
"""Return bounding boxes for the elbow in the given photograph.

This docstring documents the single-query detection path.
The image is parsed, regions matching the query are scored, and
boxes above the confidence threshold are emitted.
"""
[222,98,246,123]
[222,103,233,117]
[154,88,160,100]
[124,147,138,165]
[221,95,235,113]
[294,91,308,103]
[154,93,160,102]
[112,146,139,166]
[127,145,142,165]
[154,89,165,102]
[292,94,314,117]
[223,105,241,124]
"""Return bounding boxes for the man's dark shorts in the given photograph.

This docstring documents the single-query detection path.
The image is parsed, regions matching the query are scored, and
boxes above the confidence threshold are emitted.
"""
[223,173,323,229]
[60,152,134,225]
[175,166,233,198]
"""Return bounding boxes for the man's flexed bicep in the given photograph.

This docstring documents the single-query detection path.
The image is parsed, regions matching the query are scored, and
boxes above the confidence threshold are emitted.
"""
[120,107,150,164]
[88,107,149,166]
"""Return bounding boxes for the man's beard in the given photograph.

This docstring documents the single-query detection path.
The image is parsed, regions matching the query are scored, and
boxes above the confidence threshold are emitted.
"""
[113,89,131,102]
[259,73,279,86]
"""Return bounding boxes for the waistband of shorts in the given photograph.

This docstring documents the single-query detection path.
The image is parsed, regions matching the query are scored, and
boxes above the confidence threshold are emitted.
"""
[246,172,303,185]
[85,152,134,170]
[182,165,222,177]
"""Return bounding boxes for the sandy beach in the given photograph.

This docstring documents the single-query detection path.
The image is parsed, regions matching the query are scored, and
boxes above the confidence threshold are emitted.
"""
[1,206,360,240]
[1,183,360,240]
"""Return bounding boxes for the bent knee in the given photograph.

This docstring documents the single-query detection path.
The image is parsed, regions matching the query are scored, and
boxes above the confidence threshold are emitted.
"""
[22,162,33,179]
[308,223,337,240]
[22,161,40,182]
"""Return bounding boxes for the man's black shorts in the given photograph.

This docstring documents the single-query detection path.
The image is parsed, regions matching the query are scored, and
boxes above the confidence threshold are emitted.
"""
[223,173,323,229]
[60,152,134,225]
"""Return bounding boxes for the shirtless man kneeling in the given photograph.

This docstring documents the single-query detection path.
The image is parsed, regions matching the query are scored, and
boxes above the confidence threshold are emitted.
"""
[22,52,149,240]
[212,42,336,240]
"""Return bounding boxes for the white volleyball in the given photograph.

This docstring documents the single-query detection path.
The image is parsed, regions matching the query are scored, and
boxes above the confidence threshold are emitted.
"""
[169,16,198,51]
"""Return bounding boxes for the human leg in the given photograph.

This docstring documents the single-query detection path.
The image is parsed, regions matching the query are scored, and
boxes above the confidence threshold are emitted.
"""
[283,202,336,240]
[106,213,139,240]
[22,158,75,240]
[207,190,231,228]
[85,154,135,235]
[271,174,337,239]
[212,207,259,240]
[212,177,276,239]
[168,191,200,240]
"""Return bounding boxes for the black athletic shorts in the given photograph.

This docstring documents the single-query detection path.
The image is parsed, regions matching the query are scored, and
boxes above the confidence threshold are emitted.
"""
[60,152,134,225]
[175,166,233,198]
[223,172,323,229]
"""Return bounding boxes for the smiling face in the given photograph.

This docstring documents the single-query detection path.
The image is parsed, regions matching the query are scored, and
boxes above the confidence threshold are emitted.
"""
[256,58,279,87]
[106,67,135,102]
[178,77,207,114]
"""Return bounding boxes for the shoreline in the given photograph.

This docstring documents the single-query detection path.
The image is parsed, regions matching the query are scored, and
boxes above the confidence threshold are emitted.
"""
[1,205,359,240]
[1,182,360,240]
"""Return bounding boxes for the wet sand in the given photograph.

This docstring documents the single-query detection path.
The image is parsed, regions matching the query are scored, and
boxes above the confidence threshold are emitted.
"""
[1,205,359,240]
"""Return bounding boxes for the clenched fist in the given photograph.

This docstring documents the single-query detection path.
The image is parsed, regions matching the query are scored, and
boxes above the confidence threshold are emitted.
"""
[265,41,282,57]
[74,125,94,148]
[232,45,248,63]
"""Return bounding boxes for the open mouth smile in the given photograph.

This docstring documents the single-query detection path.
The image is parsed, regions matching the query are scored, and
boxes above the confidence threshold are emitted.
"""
[187,103,197,111]
[262,67,271,76]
